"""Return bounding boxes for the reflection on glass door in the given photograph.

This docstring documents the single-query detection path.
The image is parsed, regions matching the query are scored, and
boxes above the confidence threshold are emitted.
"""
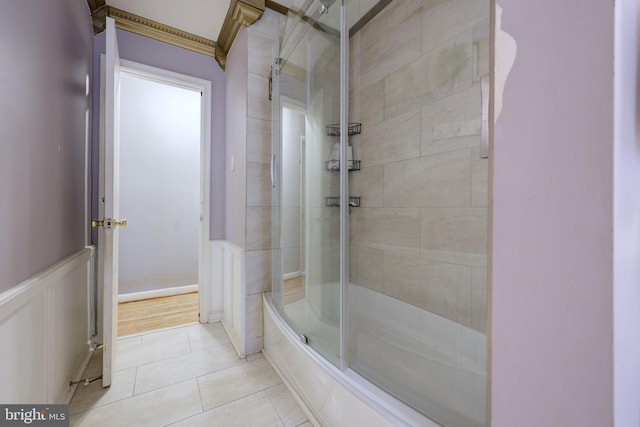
[270,0,343,366]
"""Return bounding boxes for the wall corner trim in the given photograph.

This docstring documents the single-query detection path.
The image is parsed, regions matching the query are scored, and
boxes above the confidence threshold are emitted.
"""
[215,0,266,69]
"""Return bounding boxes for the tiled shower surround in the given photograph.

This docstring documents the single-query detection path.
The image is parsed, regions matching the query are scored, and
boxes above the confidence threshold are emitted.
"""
[349,0,490,332]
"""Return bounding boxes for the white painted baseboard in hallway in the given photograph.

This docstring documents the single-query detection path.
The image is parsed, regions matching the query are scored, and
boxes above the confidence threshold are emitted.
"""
[118,284,199,303]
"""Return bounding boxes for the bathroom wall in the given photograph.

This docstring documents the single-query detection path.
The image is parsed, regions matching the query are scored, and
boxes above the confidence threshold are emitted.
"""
[225,10,283,354]
[0,0,92,293]
[349,0,490,332]
[492,1,615,426]
[92,29,226,242]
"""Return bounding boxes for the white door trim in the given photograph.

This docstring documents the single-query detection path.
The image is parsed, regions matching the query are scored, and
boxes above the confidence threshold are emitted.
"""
[114,59,213,324]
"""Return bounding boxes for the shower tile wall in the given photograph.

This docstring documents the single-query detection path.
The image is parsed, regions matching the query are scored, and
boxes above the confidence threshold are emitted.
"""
[244,10,281,354]
[349,0,489,332]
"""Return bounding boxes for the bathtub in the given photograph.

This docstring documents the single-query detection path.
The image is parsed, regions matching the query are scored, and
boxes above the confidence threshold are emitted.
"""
[263,283,486,427]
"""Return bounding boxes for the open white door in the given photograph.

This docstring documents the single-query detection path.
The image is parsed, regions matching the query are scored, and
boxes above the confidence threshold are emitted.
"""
[96,17,123,388]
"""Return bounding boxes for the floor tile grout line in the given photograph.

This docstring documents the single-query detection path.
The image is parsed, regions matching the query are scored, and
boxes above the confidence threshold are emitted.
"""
[116,340,235,374]
[131,356,247,397]
[264,385,287,426]
[73,377,202,419]
[201,388,277,414]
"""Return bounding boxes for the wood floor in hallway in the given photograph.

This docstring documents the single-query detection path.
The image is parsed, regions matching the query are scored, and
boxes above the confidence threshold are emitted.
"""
[118,292,199,336]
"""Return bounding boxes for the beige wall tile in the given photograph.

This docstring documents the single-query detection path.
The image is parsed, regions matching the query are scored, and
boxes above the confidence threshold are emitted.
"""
[360,110,421,166]
[247,206,272,250]
[357,80,385,126]
[471,267,487,332]
[384,149,472,207]
[472,155,489,207]
[382,252,432,308]
[423,262,472,326]
[422,0,489,55]
[421,207,488,255]
[247,118,271,164]
[351,207,421,254]
[350,165,384,207]
[359,0,424,88]
[248,73,271,121]
[245,249,272,295]
[350,32,361,98]
[384,31,472,119]
[246,293,263,347]
[349,243,384,292]
[248,30,277,77]
[421,85,481,155]
[247,161,271,207]
[472,18,490,82]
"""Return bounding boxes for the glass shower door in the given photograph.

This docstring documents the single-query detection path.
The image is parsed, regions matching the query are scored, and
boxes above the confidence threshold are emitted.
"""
[271,0,344,366]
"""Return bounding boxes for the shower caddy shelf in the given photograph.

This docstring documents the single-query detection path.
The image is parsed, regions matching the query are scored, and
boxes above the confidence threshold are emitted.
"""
[325,122,362,207]
[325,123,361,136]
[325,196,361,208]
[325,159,361,172]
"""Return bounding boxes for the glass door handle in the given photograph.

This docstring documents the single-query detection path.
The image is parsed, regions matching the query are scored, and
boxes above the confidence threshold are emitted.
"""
[271,153,276,188]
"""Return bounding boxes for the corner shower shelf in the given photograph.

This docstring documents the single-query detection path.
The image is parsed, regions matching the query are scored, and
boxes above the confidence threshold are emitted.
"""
[326,160,361,172]
[326,196,361,208]
[325,123,362,136]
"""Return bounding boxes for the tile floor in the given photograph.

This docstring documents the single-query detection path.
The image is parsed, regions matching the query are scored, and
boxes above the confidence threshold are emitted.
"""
[70,322,311,427]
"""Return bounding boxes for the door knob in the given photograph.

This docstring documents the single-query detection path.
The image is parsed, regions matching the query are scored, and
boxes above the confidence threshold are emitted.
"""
[91,218,127,229]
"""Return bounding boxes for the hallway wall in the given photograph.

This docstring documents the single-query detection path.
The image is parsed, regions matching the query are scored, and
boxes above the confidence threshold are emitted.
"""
[118,75,201,295]
[0,0,93,293]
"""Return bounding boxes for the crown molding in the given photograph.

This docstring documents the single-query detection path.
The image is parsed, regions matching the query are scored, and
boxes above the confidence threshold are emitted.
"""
[265,0,288,16]
[215,0,265,69]
[87,2,216,60]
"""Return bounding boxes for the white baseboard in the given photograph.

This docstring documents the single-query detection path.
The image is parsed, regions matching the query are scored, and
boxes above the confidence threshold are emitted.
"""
[57,343,94,404]
[283,271,302,281]
[118,284,199,303]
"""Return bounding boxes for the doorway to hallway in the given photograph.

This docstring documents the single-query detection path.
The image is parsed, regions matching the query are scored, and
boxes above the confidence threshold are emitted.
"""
[115,63,210,336]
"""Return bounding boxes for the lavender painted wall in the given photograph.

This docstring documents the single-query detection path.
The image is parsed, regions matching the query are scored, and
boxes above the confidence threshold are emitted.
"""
[613,0,640,424]
[224,28,249,248]
[91,29,225,242]
[492,1,614,426]
[0,1,92,293]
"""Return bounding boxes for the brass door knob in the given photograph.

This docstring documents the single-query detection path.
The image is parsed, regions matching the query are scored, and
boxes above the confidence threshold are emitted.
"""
[91,218,127,229]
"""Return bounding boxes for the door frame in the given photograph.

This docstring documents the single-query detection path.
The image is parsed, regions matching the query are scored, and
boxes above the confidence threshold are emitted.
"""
[118,59,213,324]
[96,58,213,346]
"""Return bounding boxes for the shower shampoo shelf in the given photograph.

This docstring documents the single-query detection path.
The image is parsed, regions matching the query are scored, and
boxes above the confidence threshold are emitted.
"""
[325,159,361,172]
[325,123,361,136]
[326,196,360,208]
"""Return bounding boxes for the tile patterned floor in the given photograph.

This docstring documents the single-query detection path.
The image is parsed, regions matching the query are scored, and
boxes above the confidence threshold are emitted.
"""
[70,322,311,427]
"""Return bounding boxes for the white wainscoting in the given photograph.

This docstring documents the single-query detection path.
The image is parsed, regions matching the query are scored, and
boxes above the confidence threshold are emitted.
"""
[0,247,94,404]
[211,240,245,358]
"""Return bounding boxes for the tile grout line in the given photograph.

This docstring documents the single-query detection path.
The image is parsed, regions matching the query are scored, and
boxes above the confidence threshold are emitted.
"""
[264,386,287,426]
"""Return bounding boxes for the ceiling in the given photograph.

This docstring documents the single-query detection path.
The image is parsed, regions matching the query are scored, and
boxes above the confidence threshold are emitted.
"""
[104,0,294,41]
